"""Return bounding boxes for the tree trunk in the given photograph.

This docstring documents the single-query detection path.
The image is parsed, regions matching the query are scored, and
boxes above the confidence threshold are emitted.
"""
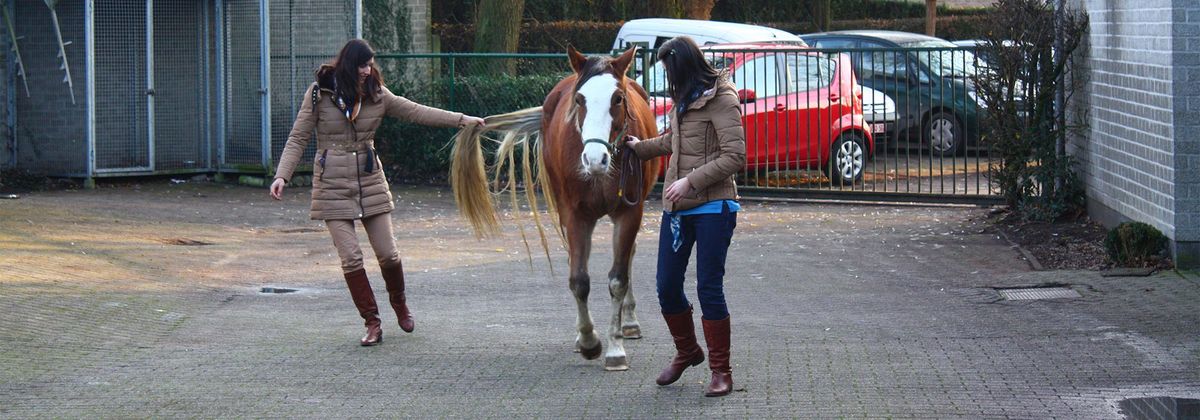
[925,0,938,36]
[682,0,716,19]
[813,0,832,32]
[474,0,525,74]
[474,0,525,53]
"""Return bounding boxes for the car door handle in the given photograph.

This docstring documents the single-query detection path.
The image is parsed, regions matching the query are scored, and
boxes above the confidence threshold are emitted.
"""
[774,103,787,112]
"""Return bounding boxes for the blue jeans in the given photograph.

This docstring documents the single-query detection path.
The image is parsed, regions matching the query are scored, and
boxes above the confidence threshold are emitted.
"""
[655,203,737,321]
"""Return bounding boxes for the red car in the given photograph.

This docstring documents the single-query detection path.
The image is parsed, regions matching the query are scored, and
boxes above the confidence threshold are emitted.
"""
[641,43,874,184]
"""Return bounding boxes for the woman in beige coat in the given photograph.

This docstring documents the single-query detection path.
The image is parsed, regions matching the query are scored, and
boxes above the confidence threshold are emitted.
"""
[269,39,484,346]
[625,36,746,397]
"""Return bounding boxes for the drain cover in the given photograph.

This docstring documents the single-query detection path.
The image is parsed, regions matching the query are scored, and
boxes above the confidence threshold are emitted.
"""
[1119,396,1199,420]
[260,287,298,294]
[997,287,1080,300]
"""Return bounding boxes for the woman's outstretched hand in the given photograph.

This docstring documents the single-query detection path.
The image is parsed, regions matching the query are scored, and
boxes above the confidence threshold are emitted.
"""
[460,115,486,127]
[269,178,286,201]
[624,135,641,147]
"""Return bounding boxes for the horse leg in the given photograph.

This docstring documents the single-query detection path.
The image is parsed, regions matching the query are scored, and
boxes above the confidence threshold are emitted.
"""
[611,211,643,339]
[602,211,643,371]
[567,217,602,361]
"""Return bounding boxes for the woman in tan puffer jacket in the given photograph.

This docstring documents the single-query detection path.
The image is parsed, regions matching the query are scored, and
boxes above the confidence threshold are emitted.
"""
[269,39,484,347]
[625,36,746,397]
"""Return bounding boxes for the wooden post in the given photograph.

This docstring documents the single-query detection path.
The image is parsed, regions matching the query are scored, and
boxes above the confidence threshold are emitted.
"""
[925,0,937,36]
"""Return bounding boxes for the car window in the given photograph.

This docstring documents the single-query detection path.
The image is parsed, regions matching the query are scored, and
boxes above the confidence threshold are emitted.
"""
[809,38,856,49]
[782,54,836,92]
[902,40,979,79]
[859,49,909,81]
[637,55,734,97]
[730,55,781,98]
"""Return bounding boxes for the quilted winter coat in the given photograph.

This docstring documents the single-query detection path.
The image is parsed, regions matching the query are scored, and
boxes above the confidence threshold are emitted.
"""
[274,68,464,220]
[629,74,747,212]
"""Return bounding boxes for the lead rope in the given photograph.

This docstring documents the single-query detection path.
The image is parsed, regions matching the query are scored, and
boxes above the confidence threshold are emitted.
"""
[615,100,643,207]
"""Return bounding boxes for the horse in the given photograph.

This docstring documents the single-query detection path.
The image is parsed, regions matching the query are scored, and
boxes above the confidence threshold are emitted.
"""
[449,46,660,371]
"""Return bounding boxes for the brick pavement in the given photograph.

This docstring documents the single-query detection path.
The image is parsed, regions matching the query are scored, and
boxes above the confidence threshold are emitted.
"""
[1,182,1197,418]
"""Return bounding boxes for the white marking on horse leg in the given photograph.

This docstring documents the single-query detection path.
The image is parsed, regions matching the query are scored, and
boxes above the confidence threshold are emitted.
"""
[603,275,629,371]
[621,282,642,339]
[574,291,600,358]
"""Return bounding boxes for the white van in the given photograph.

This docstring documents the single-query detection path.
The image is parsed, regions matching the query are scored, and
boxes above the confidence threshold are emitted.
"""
[612,18,806,51]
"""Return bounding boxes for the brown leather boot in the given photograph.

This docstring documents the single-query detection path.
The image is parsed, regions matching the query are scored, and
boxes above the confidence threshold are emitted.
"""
[380,261,414,333]
[702,316,732,397]
[656,307,705,386]
[344,268,382,346]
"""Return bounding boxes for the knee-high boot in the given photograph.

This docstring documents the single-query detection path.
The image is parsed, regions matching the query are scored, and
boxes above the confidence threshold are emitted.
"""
[702,316,732,397]
[656,307,705,386]
[344,268,382,346]
[380,261,414,333]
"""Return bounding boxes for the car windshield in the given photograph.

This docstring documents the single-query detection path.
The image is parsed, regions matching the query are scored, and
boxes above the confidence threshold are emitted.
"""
[903,40,978,78]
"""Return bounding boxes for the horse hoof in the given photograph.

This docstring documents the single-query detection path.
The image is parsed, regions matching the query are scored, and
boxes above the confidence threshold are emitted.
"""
[604,356,629,371]
[622,325,642,339]
[578,342,603,360]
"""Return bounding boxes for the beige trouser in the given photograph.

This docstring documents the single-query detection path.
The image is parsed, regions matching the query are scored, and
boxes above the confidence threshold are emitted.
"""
[326,213,401,273]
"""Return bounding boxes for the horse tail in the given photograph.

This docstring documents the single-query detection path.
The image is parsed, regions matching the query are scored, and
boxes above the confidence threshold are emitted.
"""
[449,106,544,240]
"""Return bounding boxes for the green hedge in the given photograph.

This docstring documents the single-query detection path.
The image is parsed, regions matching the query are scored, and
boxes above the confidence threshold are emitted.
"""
[375,73,567,181]
[434,0,989,25]
[433,15,990,53]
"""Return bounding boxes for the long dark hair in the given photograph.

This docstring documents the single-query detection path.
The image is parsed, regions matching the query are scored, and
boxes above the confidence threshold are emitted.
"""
[657,36,720,108]
[318,39,384,104]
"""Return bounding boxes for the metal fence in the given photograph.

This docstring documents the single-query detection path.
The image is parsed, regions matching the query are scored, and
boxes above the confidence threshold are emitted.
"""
[3,0,358,180]
[372,47,999,202]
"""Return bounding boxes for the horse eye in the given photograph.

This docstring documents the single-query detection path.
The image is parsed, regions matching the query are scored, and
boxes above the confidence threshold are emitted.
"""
[614,95,623,104]
[575,94,585,105]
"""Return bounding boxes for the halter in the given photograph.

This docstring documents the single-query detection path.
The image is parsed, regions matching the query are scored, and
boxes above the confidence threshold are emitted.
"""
[576,79,644,207]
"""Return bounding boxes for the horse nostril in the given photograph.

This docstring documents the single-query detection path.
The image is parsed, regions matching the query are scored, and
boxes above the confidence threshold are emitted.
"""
[599,155,609,167]
[581,154,590,166]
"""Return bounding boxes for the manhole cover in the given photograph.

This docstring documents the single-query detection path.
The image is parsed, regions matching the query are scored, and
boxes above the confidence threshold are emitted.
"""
[997,287,1081,300]
[260,287,298,294]
[1119,396,1200,420]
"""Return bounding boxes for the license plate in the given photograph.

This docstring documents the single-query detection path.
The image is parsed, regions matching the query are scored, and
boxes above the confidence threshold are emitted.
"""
[871,123,886,134]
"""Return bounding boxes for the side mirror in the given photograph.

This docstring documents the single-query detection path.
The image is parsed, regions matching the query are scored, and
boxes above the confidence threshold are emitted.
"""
[737,89,757,103]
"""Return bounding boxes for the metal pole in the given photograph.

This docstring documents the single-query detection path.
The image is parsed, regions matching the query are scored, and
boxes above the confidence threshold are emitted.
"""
[202,1,211,171]
[146,0,155,172]
[260,0,271,170]
[215,0,225,170]
[355,0,362,39]
[85,0,95,184]
[1053,0,1065,196]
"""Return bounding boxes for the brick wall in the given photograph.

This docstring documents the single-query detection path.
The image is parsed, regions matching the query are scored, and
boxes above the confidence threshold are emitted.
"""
[408,0,431,53]
[1074,0,1198,266]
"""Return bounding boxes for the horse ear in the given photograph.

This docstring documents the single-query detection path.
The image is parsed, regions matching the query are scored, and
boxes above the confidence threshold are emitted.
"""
[568,45,587,74]
[612,46,638,78]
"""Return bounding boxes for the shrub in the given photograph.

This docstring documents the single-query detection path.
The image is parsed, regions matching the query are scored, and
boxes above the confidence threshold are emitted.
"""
[377,72,565,181]
[1104,222,1168,267]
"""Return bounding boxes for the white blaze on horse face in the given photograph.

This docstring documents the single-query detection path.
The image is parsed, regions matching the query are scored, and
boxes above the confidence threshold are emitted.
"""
[577,74,619,175]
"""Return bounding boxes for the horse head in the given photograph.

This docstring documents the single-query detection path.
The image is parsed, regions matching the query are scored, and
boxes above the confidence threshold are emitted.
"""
[566,46,638,177]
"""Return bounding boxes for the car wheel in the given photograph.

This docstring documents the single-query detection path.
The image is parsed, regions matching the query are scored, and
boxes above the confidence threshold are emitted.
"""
[825,133,866,186]
[925,111,963,157]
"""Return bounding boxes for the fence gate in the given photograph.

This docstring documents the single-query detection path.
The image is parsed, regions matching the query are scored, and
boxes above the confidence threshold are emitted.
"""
[92,0,208,174]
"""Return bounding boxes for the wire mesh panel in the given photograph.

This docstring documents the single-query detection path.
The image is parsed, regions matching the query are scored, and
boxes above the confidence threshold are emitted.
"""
[268,0,356,172]
[223,0,262,168]
[94,0,150,172]
[153,0,205,171]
